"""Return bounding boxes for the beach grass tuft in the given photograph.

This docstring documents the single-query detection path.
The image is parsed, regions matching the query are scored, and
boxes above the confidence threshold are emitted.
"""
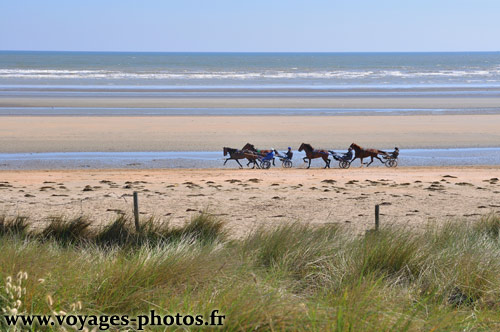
[473,213,500,239]
[40,216,91,245]
[94,214,134,247]
[0,215,29,237]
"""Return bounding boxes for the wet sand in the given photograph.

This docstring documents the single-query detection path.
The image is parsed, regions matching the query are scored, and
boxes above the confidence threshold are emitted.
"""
[2,148,500,170]
[1,114,500,152]
[1,167,499,238]
[3,96,500,109]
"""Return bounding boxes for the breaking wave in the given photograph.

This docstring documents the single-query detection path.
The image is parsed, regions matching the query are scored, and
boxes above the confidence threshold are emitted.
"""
[1,68,500,80]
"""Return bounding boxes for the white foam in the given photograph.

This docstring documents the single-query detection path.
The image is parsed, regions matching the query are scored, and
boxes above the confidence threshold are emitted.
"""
[1,68,500,80]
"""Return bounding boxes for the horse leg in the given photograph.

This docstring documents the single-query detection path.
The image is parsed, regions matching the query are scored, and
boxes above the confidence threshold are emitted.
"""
[323,156,330,169]
[236,159,243,168]
[272,158,275,166]
[366,156,374,167]
[249,158,259,169]
[307,158,311,169]
[247,158,257,168]
[303,157,308,163]
[359,157,364,167]
[224,158,229,166]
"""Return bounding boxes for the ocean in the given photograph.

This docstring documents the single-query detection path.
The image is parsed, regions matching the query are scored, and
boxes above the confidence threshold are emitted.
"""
[1,51,500,89]
[2,51,500,116]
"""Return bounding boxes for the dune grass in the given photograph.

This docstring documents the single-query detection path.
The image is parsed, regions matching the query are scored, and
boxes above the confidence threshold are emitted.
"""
[0,215,29,237]
[1,213,500,331]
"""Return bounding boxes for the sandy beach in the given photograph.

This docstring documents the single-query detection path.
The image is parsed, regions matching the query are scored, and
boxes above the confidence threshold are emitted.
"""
[1,114,500,152]
[3,96,500,109]
[1,167,499,237]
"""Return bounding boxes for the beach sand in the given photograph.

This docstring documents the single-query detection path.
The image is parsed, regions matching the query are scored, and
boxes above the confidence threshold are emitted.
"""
[1,114,500,152]
[3,96,500,109]
[1,167,499,238]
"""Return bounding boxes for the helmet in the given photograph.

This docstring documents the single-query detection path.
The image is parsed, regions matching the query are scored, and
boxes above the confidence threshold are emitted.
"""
[271,148,275,151]
[288,147,291,150]
[395,147,399,150]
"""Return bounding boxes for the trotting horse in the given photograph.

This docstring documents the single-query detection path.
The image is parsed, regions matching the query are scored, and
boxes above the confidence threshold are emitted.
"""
[223,147,261,168]
[242,143,276,167]
[298,143,330,169]
[349,143,388,167]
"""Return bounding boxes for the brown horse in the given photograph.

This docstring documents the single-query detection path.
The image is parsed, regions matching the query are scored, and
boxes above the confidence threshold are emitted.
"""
[349,143,388,167]
[223,147,260,168]
[298,143,330,169]
[242,143,277,166]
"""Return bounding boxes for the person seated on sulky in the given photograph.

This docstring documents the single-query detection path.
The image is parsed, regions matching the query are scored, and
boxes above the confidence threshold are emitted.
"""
[284,147,293,160]
[343,147,353,161]
[390,147,399,158]
[263,148,275,161]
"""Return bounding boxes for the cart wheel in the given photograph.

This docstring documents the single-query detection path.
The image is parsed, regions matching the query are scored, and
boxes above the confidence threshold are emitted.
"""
[282,160,293,168]
[386,159,397,168]
[339,160,350,169]
[261,160,271,169]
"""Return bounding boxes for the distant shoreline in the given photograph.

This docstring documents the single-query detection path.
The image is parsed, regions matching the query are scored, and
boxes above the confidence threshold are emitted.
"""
[1,107,500,117]
[3,85,500,92]
[3,96,500,110]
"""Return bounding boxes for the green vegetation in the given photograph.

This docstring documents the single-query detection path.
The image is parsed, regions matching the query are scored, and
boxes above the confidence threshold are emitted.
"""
[1,213,500,331]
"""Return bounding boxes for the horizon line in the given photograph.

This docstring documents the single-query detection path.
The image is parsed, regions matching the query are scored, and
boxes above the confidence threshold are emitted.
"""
[1,49,500,54]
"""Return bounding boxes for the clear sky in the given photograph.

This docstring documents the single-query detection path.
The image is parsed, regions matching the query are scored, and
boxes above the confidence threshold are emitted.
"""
[1,0,499,52]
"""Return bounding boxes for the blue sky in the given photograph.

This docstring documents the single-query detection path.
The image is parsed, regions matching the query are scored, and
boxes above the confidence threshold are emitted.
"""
[1,0,499,52]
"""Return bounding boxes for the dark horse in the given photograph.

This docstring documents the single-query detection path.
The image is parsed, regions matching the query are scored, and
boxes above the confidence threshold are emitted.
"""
[223,147,260,168]
[242,143,276,167]
[349,143,388,167]
[298,143,330,169]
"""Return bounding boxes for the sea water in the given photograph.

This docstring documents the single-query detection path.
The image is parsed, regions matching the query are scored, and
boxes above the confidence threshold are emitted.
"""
[1,51,500,90]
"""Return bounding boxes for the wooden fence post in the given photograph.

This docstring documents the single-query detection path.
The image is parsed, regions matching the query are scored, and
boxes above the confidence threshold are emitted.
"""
[133,191,140,233]
[375,204,380,231]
